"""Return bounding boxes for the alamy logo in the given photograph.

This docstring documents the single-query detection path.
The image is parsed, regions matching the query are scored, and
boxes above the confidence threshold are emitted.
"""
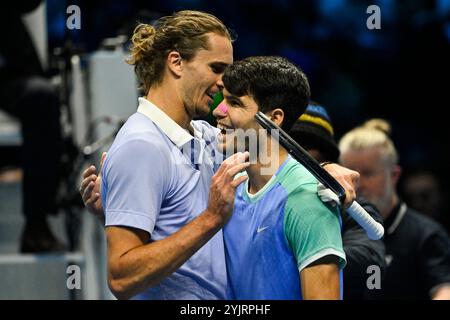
[366,5,381,30]
[366,265,381,290]
[66,5,81,30]
[66,264,81,290]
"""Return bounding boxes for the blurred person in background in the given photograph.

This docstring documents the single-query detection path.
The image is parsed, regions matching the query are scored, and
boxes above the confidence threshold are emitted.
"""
[339,119,450,299]
[0,1,64,253]
[401,169,450,235]
[289,102,385,300]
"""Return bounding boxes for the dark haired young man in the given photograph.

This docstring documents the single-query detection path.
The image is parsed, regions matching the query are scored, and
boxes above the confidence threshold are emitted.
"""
[214,56,346,299]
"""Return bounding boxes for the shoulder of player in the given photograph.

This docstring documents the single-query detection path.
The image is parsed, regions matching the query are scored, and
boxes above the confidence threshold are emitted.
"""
[110,132,168,156]
[104,129,171,175]
[281,160,338,215]
[113,113,170,146]
[278,158,319,193]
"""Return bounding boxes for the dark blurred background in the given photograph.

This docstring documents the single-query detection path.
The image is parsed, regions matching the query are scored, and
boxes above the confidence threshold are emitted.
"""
[45,0,450,230]
[0,0,448,298]
[47,0,450,168]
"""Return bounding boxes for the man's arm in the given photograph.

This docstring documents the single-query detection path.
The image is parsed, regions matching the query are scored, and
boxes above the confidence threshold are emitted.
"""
[106,152,249,299]
[107,210,224,299]
[322,163,360,207]
[300,256,341,299]
[285,183,346,300]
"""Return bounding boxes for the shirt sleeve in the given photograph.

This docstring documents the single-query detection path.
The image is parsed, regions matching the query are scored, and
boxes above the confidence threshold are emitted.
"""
[419,224,450,295]
[284,183,347,272]
[102,138,170,235]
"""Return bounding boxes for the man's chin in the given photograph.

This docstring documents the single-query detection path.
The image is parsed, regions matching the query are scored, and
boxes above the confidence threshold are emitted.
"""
[196,106,210,117]
[189,102,209,118]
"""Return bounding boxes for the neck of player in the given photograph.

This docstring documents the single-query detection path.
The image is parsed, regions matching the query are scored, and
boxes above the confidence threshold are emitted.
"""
[246,137,288,195]
[146,85,193,133]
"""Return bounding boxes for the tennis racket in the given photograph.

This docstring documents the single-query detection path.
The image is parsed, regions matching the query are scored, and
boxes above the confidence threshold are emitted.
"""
[255,111,384,240]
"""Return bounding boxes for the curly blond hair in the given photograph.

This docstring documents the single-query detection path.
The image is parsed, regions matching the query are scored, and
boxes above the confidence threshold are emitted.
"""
[126,10,232,93]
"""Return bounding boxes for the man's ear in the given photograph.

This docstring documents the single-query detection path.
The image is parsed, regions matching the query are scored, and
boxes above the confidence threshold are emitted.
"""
[167,51,183,77]
[392,164,402,188]
[267,108,285,127]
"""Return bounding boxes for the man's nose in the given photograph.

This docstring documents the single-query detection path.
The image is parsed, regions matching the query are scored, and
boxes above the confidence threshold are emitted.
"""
[213,102,228,118]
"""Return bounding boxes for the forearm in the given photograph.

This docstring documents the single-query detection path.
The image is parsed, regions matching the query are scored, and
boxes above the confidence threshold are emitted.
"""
[108,210,222,299]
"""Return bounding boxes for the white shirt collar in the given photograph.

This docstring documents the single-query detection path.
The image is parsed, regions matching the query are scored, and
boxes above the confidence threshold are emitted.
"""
[387,202,407,235]
[136,97,202,148]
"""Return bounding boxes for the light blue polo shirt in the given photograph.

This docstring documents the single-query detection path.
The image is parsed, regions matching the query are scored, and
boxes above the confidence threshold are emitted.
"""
[101,97,225,300]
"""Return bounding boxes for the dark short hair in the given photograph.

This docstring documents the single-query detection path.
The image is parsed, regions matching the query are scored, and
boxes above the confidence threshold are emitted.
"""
[222,56,310,130]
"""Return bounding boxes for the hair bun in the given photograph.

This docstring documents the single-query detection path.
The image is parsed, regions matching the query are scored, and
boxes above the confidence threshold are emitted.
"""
[363,118,391,136]
[133,23,156,42]
[128,24,156,62]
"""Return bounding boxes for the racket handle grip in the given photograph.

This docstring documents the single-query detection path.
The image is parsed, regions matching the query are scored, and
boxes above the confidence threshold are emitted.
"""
[347,201,385,240]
